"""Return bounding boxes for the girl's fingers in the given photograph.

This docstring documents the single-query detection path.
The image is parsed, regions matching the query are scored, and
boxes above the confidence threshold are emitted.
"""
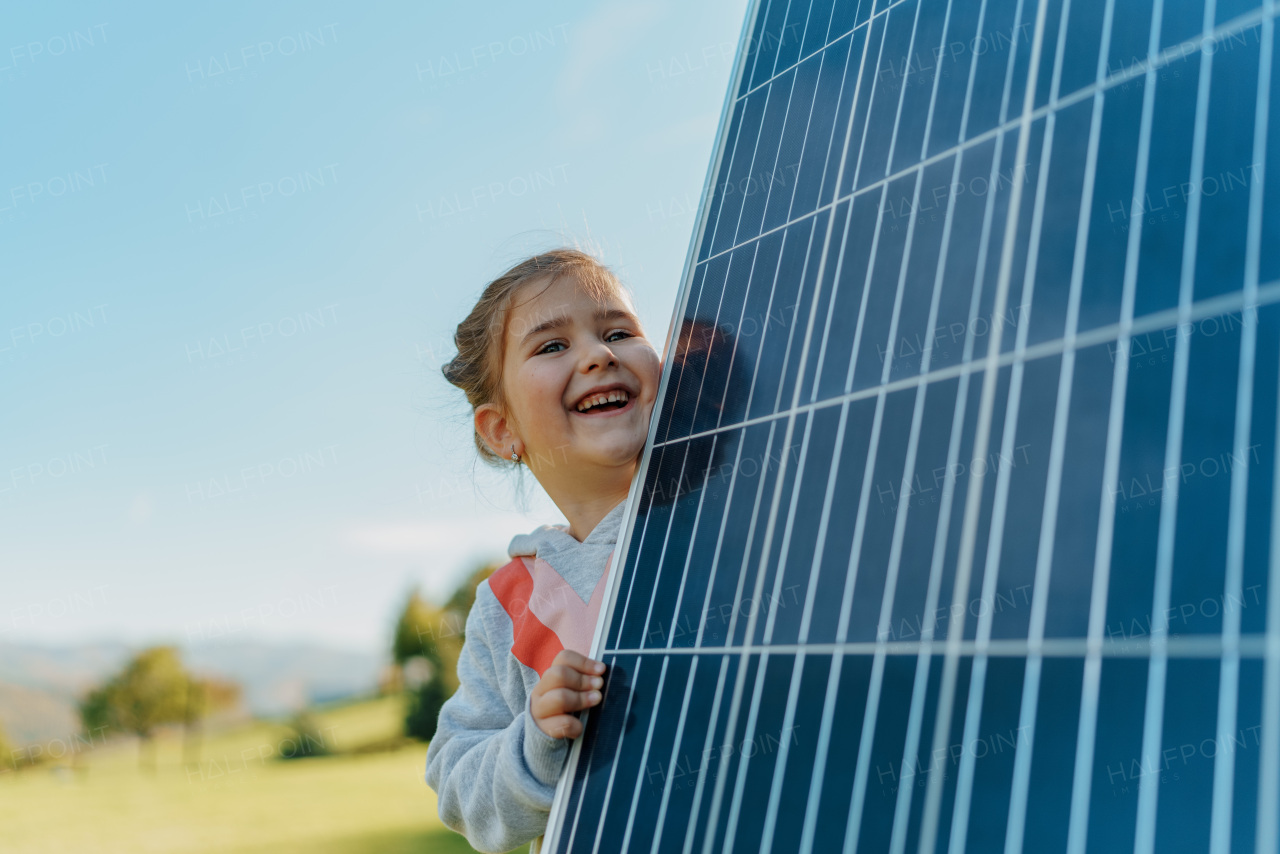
[531,652,607,738]
[540,663,604,693]
[534,686,601,719]
[537,665,601,691]
[537,714,583,740]
[551,648,607,676]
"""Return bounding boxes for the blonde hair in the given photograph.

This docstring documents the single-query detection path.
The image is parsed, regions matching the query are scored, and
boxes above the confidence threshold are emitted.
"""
[442,248,632,467]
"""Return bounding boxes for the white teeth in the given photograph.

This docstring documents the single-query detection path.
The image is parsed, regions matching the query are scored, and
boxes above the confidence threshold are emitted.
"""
[576,389,629,411]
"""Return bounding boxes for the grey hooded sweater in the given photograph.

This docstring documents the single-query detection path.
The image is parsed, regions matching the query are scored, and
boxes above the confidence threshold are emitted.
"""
[424,499,627,854]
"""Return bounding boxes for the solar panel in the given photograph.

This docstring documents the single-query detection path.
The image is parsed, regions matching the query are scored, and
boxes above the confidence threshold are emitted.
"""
[544,0,1280,851]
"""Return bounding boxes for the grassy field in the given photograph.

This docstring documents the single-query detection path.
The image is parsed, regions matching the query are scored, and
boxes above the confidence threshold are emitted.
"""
[0,694,530,853]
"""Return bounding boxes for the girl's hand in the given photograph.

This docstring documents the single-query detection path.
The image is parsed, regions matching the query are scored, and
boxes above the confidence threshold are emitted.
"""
[530,649,606,739]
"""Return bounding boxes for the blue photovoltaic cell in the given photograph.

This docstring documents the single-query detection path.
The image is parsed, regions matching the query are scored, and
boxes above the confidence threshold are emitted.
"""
[545,0,1280,852]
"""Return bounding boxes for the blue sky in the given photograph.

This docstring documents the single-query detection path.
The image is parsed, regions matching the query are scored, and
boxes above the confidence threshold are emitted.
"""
[1,1,750,650]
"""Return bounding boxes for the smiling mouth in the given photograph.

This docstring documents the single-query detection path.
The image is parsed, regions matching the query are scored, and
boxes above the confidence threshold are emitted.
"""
[572,395,637,417]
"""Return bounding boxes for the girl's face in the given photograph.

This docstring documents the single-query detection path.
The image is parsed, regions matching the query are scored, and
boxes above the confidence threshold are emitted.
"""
[493,274,661,479]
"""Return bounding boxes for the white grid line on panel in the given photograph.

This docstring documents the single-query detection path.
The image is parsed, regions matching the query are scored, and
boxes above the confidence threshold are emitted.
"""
[753,0,816,248]
[743,0,913,101]
[691,419,782,854]
[752,0,865,660]
[719,646,776,853]
[708,8,901,853]
[681,258,737,469]
[764,0,893,847]
[757,646,809,854]
[874,0,1029,839]
[742,0,777,96]
[652,281,1280,452]
[617,656,670,854]
[607,274,716,664]
[852,15,948,851]
[587,656,645,854]
[704,61,765,284]
[721,408,819,848]
[1132,2,1217,852]
[717,418,783,654]
[609,443,675,662]
[741,173,807,423]
[997,3,1085,849]
[954,1,1117,850]
[658,436,719,653]
[881,0,929,180]
[636,443,696,653]
[806,17,891,402]
[1255,7,1280,854]
[1209,11,1271,853]
[759,6,936,852]
[848,5,1028,846]
[1061,6,1162,852]
[719,402,825,846]
[648,656,700,854]
[763,0,796,83]
[1008,2,1166,852]
[618,257,729,652]
[687,246,810,653]
[786,23,855,225]
[728,63,788,254]
[700,5,1275,276]
[759,295,820,649]
[602,634,1275,659]
[916,0,1052,849]
[789,227,854,647]
[711,221,790,432]
[881,181,944,854]
[1261,34,1280,837]
[754,373,825,852]
[835,394,899,854]
[795,399,857,854]
[880,0,995,846]
[640,233,777,655]
[756,415,815,643]
[681,656,734,854]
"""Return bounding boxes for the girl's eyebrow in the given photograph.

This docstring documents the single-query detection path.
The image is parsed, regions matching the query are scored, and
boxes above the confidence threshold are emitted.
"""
[519,307,638,348]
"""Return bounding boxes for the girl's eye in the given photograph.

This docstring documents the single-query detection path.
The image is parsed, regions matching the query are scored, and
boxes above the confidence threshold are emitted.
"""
[537,330,633,354]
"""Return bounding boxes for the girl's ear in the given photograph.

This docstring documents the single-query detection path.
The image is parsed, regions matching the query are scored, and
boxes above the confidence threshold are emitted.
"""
[475,402,517,458]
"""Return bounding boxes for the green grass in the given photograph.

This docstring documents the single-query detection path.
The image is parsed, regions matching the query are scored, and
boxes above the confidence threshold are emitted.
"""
[0,695,530,854]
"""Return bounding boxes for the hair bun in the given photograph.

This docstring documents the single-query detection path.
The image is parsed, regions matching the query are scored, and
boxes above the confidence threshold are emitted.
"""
[441,357,463,386]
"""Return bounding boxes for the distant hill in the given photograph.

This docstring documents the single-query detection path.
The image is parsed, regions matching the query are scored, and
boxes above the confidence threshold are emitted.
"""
[0,639,384,749]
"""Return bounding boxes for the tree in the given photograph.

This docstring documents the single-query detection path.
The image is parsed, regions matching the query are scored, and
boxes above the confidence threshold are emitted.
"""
[395,561,501,741]
[393,588,463,694]
[404,679,450,742]
[78,646,195,772]
[0,721,13,772]
[442,561,501,632]
[181,673,243,765]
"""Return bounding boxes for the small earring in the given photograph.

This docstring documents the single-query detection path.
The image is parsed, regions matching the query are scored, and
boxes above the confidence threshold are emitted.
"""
[510,445,520,463]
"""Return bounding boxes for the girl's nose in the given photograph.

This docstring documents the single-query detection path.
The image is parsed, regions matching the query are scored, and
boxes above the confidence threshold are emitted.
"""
[581,339,618,371]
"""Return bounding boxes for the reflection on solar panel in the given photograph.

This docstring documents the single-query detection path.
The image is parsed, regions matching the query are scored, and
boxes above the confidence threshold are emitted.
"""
[544,0,1280,851]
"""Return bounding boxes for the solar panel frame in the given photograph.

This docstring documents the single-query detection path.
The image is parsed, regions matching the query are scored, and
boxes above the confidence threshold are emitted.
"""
[542,0,1280,851]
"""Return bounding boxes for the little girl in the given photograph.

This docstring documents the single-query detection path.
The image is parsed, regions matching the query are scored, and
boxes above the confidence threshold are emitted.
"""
[425,248,663,854]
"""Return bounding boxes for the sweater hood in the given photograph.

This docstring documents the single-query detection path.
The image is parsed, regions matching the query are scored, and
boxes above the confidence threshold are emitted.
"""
[505,500,628,603]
